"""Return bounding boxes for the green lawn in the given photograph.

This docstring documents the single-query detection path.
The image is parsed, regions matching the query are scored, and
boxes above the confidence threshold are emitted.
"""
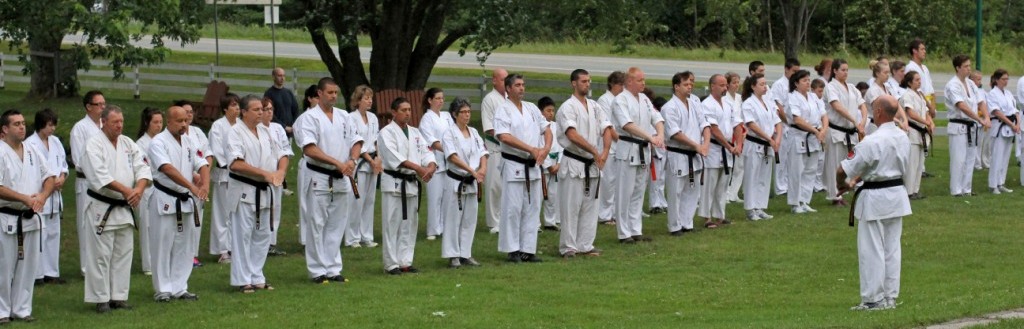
[3,79,1024,328]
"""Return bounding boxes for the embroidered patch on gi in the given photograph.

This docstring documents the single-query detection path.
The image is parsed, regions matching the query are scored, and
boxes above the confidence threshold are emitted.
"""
[163,204,170,211]
[677,170,683,175]
[7,225,12,233]
[242,193,247,199]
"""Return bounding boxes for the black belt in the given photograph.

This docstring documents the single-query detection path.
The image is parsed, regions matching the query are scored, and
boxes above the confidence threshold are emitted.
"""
[949,118,978,146]
[0,207,40,260]
[501,152,541,203]
[561,150,600,198]
[997,115,1018,143]
[355,151,378,175]
[619,135,649,168]
[153,181,200,233]
[446,170,478,211]
[305,162,360,200]
[849,178,904,227]
[745,135,779,164]
[87,189,136,235]
[710,139,733,175]
[484,134,501,146]
[229,173,274,232]
[908,121,931,156]
[666,146,705,186]
[829,123,857,155]
[384,169,420,220]
[75,171,86,179]
[790,124,816,158]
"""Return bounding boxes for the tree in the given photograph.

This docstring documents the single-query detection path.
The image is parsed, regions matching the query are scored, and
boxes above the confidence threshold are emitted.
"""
[776,0,822,60]
[0,0,204,99]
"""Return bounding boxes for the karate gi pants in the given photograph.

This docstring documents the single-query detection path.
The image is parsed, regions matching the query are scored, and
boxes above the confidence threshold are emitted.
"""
[824,141,847,200]
[558,176,599,255]
[598,151,619,221]
[949,133,978,195]
[666,170,701,232]
[136,190,152,273]
[787,149,819,206]
[743,146,774,210]
[648,152,667,209]
[297,158,308,245]
[483,140,503,230]
[75,179,89,274]
[0,230,39,318]
[615,160,649,239]
[726,154,745,201]
[85,226,132,303]
[774,128,790,195]
[989,136,1014,189]
[230,203,270,286]
[345,171,377,246]
[302,187,350,278]
[904,144,926,195]
[698,167,728,220]
[857,217,902,304]
[425,168,445,237]
[150,211,197,296]
[542,172,559,227]
[381,192,418,270]
[189,200,204,258]
[815,150,826,191]
[979,130,993,168]
[208,181,231,255]
[441,188,478,259]
[37,213,60,278]
[269,186,283,245]
[499,180,541,254]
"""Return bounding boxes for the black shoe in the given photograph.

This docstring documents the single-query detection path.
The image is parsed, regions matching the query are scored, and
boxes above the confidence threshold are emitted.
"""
[43,276,66,284]
[267,245,287,256]
[520,253,543,263]
[109,300,133,310]
[632,235,652,242]
[669,229,685,236]
[311,275,329,283]
[34,278,43,286]
[175,292,198,301]
[619,237,636,244]
[96,303,111,314]
[13,315,34,322]
[386,268,403,275]
[507,252,522,263]
[327,275,349,282]
[400,266,419,273]
[542,225,560,232]
[922,171,934,178]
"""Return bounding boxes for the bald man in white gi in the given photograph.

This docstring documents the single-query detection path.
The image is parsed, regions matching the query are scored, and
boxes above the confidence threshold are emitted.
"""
[0,110,55,323]
[945,55,990,197]
[663,72,710,235]
[71,90,106,275]
[481,69,508,234]
[700,74,742,227]
[81,106,150,313]
[611,68,665,243]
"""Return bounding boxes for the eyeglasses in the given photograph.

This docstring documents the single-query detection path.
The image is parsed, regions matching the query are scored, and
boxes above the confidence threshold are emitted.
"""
[90,102,106,107]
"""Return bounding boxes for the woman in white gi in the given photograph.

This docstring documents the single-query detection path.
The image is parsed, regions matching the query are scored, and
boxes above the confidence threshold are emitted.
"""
[986,69,1020,194]
[228,95,288,293]
[662,72,710,234]
[0,110,56,323]
[25,109,68,284]
[345,85,381,249]
[864,60,896,135]
[296,85,318,247]
[784,70,828,214]
[538,96,562,231]
[824,59,868,206]
[945,55,990,197]
[899,71,933,200]
[699,74,741,228]
[741,74,782,220]
[725,72,746,203]
[440,98,487,268]
[379,98,436,274]
[261,97,294,254]
[134,107,164,275]
[418,88,453,241]
[207,93,240,264]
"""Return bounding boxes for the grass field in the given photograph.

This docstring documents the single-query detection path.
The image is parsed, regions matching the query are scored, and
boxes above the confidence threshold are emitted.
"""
[1,83,1024,328]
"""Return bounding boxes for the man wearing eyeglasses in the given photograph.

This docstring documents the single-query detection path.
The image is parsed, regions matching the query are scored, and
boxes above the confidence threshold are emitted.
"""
[70,90,106,277]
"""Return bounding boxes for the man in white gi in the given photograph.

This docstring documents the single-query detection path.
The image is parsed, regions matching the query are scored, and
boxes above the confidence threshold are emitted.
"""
[81,106,151,312]
[71,90,106,276]
[0,110,55,323]
[837,95,912,311]
[227,95,288,292]
[25,109,67,285]
[481,68,508,234]
[597,71,624,225]
[556,69,613,258]
[662,72,710,235]
[148,106,209,302]
[824,59,868,206]
[174,101,214,268]
[699,74,742,228]
[206,93,240,263]
[379,98,436,274]
[945,55,990,197]
[611,67,665,243]
[495,73,552,262]
[904,39,937,178]
[293,78,363,283]
[770,59,800,196]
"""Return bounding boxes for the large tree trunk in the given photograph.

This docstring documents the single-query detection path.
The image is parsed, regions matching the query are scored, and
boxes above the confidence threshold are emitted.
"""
[777,0,821,61]
[26,36,63,99]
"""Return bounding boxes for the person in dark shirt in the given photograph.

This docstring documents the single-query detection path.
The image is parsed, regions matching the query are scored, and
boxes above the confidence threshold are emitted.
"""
[263,68,300,136]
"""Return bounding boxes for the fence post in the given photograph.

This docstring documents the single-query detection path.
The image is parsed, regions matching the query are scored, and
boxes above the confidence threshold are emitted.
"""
[133,66,140,99]
[209,63,215,81]
[480,75,487,103]
[0,53,5,90]
[292,67,298,97]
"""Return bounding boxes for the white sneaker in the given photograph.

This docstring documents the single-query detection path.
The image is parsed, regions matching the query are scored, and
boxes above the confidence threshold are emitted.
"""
[746,210,761,221]
[999,185,1014,193]
[349,243,362,248]
[850,301,890,311]
[362,241,378,248]
[489,227,499,234]
[791,206,807,214]
[802,203,817,213]
[426,235,437,241]
[758,209,774,219]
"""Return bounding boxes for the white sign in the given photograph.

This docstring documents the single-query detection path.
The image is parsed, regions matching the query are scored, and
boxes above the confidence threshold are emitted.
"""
[205,0,274,5]
[264,5,280,25]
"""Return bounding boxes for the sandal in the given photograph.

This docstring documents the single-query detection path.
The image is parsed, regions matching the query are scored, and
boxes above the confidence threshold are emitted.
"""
[255,283,275,291]
[239,285,256,294]
[704,221,719,229]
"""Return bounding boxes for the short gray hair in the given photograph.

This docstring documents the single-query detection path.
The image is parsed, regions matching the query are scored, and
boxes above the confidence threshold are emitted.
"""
[101,104,123,120]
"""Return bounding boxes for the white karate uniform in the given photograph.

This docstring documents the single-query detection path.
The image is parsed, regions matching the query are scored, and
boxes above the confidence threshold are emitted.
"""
[0,142,50,319]
[699,96,740,221]
[784,92,825,207]
[227,123,285,287]
[945,77,984,195]
[206,117,235,256]
[24,133,67,279]
[725,92,746,201]
[70,117,102,274]
[481,89,506,231]
[663,94,708,232]
[824,80,865,201]
[977,91,994,169]
[541,121,562,227]
[610,92,663,239]
[742,95,781,210]
[440,126,487,259]
[597,90,620,221]
[555,96,610,254]
[864,82,896,135]
[647,141,667,211]
[294,105,362,278]
[770,77,790,195]
[1017,77,1024,162]
[345,110,379,246]
[900,91,929,195]
[183,126,211,259]
[135,134,155,272]
[82,134,150,303]
[987,87,1018,189]
[265,122,292,245]
[418,110,454,238]
[904,61,935,96]
[495,100,549,253]
[841,122,912,304]
[148,130,207,297]
[379,122,433,270]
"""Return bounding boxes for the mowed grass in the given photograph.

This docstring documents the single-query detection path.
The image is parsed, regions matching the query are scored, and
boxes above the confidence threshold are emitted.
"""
[3,84,1024,328]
